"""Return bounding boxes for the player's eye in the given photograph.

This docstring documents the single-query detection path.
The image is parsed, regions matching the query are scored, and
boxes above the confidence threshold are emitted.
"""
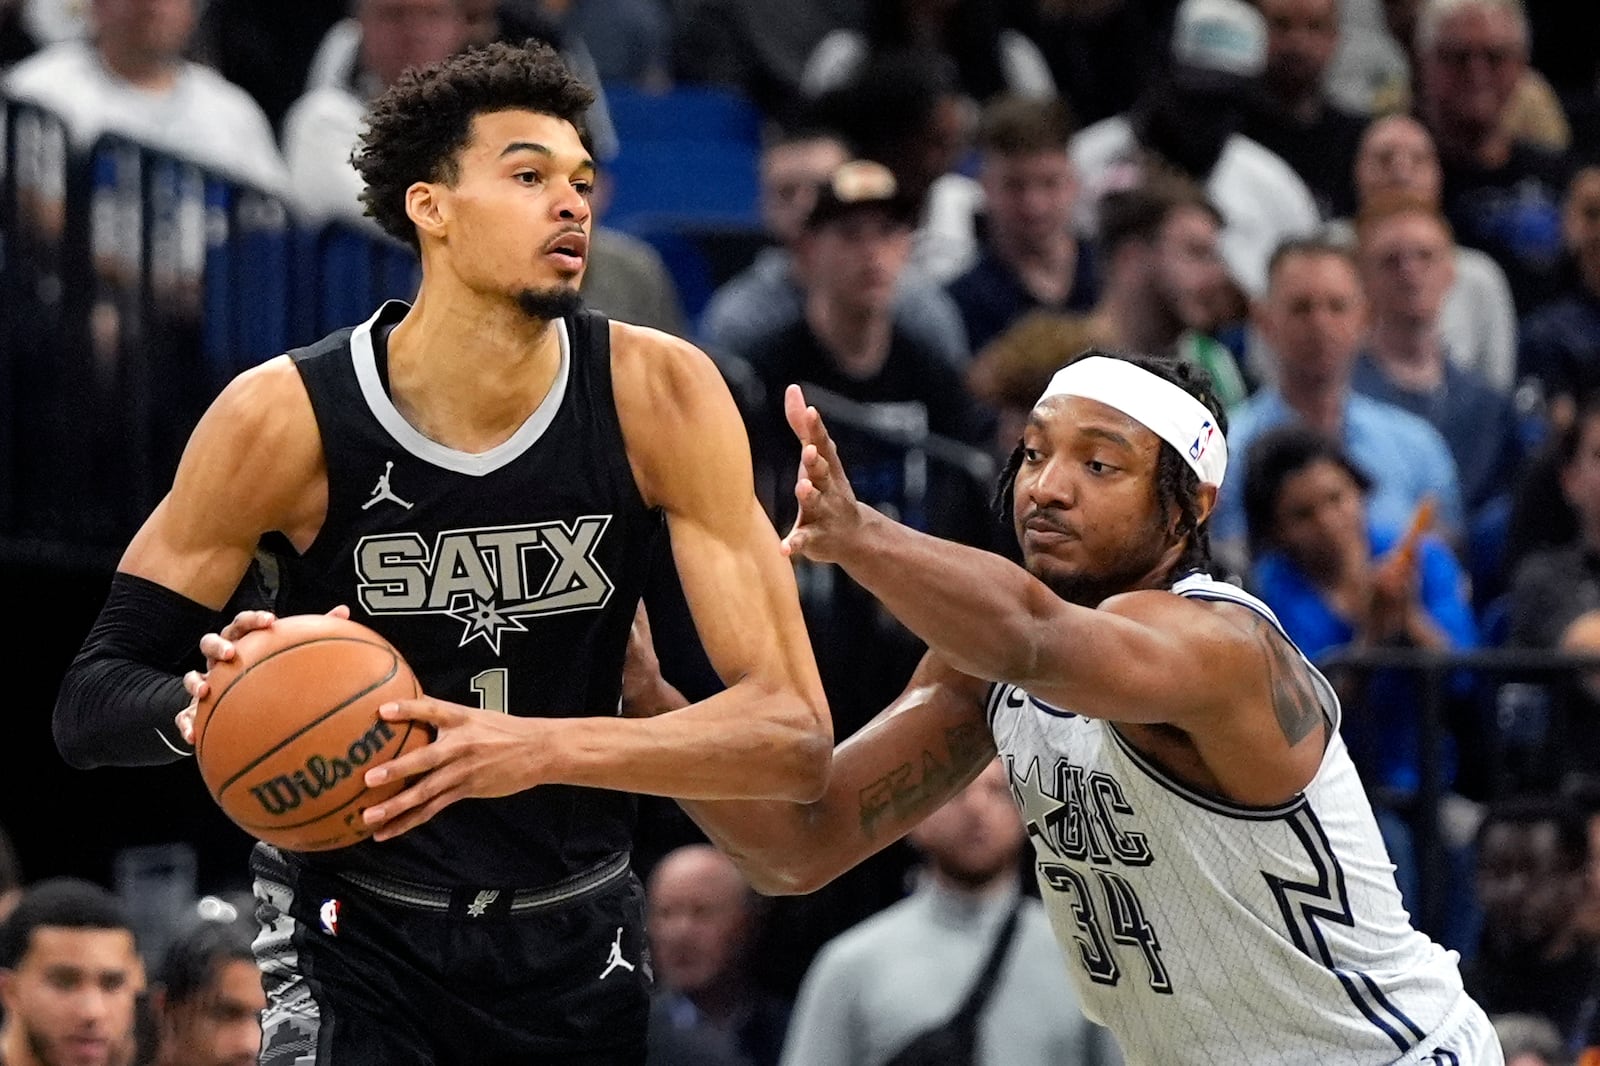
[1086,459,1116,475]
[573,181,593,197]
[515,171,541,185]
[1022,447,1043,463]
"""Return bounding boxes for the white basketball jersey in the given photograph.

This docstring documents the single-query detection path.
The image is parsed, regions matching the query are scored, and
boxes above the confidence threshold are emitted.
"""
[988,572,1495,1066]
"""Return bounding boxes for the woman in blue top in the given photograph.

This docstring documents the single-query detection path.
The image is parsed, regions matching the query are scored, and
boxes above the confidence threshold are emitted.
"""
[1241,424,1482,945]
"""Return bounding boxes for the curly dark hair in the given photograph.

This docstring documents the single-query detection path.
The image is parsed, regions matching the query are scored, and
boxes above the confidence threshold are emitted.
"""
[993,348,1229,578]
[353,39,596,251]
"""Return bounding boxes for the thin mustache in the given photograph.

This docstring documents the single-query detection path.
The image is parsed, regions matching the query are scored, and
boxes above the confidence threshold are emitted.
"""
[1022,510,1076,536]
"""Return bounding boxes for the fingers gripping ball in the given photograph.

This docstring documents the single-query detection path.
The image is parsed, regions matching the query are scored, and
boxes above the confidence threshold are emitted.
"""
[192,615,427,852]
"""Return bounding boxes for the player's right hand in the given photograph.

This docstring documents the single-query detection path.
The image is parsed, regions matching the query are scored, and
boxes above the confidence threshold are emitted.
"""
[177,605,351,745]
[781,383,867,564]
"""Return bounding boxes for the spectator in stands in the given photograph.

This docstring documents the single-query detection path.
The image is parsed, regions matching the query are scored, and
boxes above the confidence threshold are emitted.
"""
[1383,0,1571,152]
[1242,0,1368,220]
[798,0,1055,106]
[1350,192,1524,582]
[1336,113,1519,394]
[965,174,1249,412]
[740,159,994,730]
[701,126,970,370]
[281,0,470,228]
[0,877,145,1066]
[146,905,264,1066]
[778,758,1112,1066]
[1465,796,1598,1047]
[945,93,1097,356]
[1,0,287,192]
[1069,0,1321,301]
[1415,0,1573,313]
[740,158,991,486]
[300,0,617,166]
[1508,395,1600,650]
[810,49,984,286]
[647,844,789,1066]
[1211,237,1463,573]
[1523,167,1600,433]
[1241,423,1479,930]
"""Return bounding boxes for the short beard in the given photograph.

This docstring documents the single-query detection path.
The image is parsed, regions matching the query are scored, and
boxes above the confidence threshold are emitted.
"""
[1026,526,1177,608]
[516,285,583,322]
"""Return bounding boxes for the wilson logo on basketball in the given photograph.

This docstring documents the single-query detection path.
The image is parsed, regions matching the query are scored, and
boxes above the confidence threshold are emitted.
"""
[247,719,397,816]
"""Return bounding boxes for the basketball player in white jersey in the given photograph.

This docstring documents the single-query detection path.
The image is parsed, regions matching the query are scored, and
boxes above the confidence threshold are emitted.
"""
[624,349,1501,1064]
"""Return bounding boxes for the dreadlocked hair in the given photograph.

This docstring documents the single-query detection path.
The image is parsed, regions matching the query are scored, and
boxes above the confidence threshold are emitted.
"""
[992,348,1228,577]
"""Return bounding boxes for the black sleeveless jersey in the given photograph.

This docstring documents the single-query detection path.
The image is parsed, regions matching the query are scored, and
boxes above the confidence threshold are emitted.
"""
[262,300,663,886]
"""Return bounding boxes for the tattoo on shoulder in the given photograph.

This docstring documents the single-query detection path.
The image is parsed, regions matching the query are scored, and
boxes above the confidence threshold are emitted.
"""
[1251,617,1324,746]
[857,722,991,839]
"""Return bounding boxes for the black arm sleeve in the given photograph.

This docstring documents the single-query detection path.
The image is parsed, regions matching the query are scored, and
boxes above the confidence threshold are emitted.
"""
[53,573,224,769]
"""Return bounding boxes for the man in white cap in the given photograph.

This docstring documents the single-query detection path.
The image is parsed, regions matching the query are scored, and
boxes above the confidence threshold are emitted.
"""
[1068,0,1321,300]
[626,348,1502,1064]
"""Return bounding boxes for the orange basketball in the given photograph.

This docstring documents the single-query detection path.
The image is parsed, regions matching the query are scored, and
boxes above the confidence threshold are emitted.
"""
[192,614,428,852]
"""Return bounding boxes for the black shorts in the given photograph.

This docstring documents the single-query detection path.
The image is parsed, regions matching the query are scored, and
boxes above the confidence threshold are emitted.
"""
[249,844,651,1066]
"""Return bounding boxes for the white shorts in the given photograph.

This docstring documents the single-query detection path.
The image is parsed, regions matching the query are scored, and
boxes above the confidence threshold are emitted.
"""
[1394,996,1504,1066]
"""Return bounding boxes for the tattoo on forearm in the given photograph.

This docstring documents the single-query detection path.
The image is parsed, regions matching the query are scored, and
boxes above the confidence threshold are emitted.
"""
[857,722,990,838]
[1253,618,1324,745]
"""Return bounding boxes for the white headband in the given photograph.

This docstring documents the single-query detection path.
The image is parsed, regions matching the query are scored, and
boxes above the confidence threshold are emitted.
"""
[1037,356,1227,488]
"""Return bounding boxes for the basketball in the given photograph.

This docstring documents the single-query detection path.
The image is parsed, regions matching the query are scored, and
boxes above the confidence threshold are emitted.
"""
[192,614,428,852]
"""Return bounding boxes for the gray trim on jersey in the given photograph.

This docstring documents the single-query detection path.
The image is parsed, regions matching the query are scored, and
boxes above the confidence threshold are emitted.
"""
[348,300,572,476]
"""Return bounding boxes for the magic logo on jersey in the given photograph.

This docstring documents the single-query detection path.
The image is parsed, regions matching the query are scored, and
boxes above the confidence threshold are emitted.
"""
[354,515,614,653]
[1006,730,1173,994]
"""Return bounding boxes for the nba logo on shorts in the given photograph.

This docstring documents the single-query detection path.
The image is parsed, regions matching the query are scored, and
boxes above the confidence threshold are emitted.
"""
[1190,421,1215,462]
[320,898,341,936]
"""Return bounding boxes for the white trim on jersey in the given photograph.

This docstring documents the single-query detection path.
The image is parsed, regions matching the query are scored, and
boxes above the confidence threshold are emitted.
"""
[348,301,572,476]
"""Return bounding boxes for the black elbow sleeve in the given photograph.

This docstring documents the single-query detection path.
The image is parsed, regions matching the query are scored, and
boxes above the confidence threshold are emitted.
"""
[53,573,223,769]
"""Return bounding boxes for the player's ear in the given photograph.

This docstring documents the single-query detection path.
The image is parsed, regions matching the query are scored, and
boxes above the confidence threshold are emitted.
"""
[1193,482,1219,530]
[405,181,449,241]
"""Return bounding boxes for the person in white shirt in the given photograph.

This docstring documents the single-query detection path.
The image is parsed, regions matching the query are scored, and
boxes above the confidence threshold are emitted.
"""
[280,0,468,228]
[3,0,286,192]
[1069,0,1321,301]
[780,759,1115,1066]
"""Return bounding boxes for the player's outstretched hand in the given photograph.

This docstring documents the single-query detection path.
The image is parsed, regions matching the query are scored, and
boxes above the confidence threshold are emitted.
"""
[781,383,866,564]
[178,605,352,745]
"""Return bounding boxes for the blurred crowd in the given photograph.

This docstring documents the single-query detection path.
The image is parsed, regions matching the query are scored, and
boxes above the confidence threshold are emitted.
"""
[5,0,1600,1063]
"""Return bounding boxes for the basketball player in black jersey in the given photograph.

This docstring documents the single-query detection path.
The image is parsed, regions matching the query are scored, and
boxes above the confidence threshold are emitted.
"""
[51,40,830,1066]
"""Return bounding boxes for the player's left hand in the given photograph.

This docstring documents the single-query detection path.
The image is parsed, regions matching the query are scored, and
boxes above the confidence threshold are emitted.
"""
[359,698,548,841]
[178,605,351,745]
[781,383,867,564]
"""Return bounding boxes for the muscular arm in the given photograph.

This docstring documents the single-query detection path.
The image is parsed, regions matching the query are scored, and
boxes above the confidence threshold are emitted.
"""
[633,648,997,895]
[501,326,833,802]
[52,359,323,767]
